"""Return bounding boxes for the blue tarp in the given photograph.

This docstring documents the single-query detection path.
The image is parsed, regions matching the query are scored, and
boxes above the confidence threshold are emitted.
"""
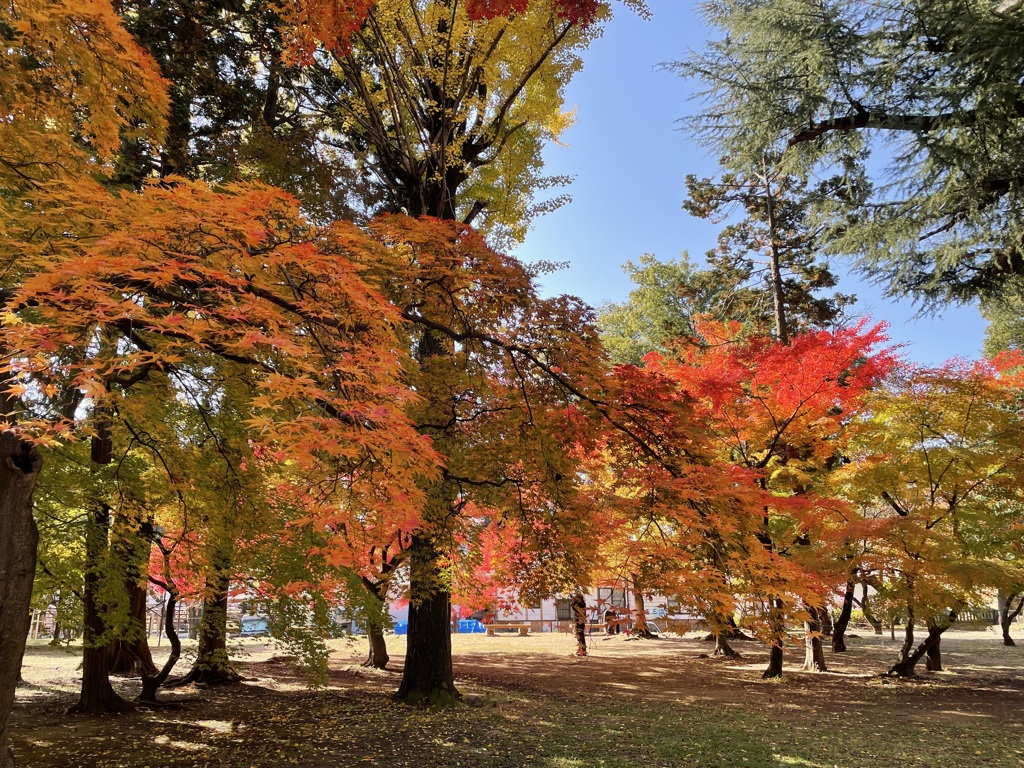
[240,616,269,636]
[393,619,486,634]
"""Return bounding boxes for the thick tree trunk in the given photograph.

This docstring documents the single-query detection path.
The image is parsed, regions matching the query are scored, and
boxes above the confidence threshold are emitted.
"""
[395,534,459,706]
[801,604,827,672]
[998,591,1022,647]
[630,577,656,639]
[832,581,855,653]
[177,571,239,686]
[0,434,42,767]
[925,634,942,672]
[571,591,588,657]
[888,611,955,677]
[109,581,157,678]
[68,504,133,715]
[763,644,784,679]
[713,632,739,658]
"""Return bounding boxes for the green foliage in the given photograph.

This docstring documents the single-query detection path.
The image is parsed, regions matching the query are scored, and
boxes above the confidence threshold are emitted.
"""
[982,288,1024,356]
[115,0,363,222]
[682,169,858,339]
[264,593,336,687]
[676,0,1024,306]
[833,360,1024,621]
[597,254,704,365]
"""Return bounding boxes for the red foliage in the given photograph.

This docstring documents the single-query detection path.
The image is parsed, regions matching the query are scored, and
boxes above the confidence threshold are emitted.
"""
[283,0,602,62]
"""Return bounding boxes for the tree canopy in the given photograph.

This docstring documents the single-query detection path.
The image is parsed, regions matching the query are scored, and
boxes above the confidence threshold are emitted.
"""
[675,0,1024,305]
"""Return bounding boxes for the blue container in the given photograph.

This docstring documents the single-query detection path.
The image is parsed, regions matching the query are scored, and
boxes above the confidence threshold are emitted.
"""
[457,619,486,633]
[393,621,408,635]
[240,616,269,637]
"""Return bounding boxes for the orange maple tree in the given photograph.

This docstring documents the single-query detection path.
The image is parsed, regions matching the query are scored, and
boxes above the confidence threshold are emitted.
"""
[2,177,438,708]
[646,319,896,675]
[351,214,608,703]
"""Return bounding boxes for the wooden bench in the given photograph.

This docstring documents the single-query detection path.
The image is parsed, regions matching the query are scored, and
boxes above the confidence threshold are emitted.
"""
[559,622,608,633]
[486,623,531,636]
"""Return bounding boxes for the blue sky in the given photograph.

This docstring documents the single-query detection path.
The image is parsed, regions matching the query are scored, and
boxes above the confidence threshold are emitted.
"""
[514,0,988,367]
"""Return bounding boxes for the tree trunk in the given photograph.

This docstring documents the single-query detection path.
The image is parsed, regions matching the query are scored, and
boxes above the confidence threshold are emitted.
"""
[998,591,1022,647]
[365,626,390,670]
[0,433,42,767]
[630,576,656,639]
[708,614,741,657]
[762,599,786,679]
[713,632,739,658]
[109,580,157,678]
[860,583,883,635]
[832,581,855,653]
[898,603,916,665]
[68,504,133,715]
[763,172,789,345]
[177,571,239,686]
[801,604,827,672]
[186,603,201,640]
[571,591,588,657]
[138,587,180,704]
[924,634,942,672]
[763,644,784,679]
[360,573,394,670]
[817,605,833,636]
[394,534,459,706]
[888,610,955,677]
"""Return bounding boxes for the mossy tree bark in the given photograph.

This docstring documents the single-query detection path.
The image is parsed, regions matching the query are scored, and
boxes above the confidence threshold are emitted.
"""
[0,433,42,766]
[108,580,157,678]
[177,568,240,686]
[394,533,459,706]
[69,420,134,715]
[68,503,134,714]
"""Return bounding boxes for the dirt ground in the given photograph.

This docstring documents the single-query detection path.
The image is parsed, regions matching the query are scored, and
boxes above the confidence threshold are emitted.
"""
[10,625,1024,767]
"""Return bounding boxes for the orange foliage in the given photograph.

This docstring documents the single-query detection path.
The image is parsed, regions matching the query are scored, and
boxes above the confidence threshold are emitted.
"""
[0,0,167,184]
[3,178,435,516]
[588,320,898,640]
